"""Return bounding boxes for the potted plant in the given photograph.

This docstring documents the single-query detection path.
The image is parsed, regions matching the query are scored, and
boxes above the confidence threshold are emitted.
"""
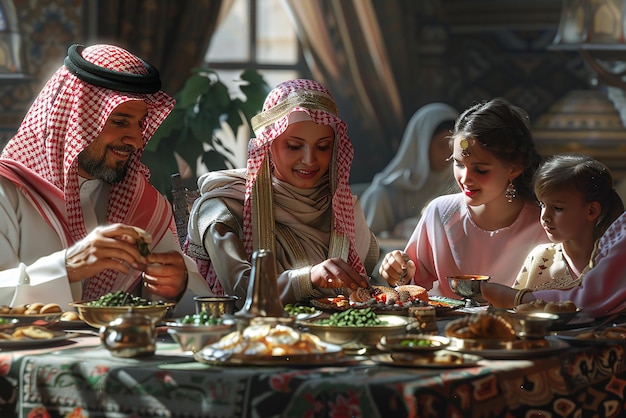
[142,68,270,198]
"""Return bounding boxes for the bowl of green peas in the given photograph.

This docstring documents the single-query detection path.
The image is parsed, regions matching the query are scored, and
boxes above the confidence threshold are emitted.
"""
[69,291,175,328]
[165,311,234,353]
[298,307,409,352]
[283,303,322,320]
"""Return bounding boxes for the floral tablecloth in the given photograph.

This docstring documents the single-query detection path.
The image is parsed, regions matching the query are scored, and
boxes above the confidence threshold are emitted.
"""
[3,335,626,418]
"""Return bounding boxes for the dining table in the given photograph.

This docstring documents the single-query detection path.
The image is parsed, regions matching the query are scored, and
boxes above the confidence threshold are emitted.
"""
[3,312,626,418]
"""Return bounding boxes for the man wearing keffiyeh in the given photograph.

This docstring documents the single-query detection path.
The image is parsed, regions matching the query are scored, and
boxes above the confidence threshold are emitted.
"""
[0,44,210,310]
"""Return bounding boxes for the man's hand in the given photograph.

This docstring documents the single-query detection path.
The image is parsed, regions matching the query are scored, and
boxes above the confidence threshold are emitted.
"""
[378,250,416,286]
[142,251,187,299]
[66,224,149,283]
[310,257,369,290]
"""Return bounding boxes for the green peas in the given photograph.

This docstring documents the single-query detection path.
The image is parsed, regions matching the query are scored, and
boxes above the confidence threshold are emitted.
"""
[315,308,387,327]
[180,311,221,325]
[85,291,164,307]
[284,304,317,316]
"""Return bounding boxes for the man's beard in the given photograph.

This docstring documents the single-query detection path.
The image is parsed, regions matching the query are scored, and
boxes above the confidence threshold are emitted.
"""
[77,146,132,184]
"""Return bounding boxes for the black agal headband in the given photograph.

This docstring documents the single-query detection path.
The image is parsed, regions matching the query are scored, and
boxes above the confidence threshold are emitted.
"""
[64,44,162,94]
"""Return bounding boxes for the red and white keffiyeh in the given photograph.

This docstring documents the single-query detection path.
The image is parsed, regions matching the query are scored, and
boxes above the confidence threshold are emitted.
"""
[0,44,176,299]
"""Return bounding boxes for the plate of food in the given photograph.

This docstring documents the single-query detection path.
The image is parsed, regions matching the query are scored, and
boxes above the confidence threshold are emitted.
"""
[377,334,450,353]
[193,319,347,366]
[553,326,626,346]
[371,350,482,368]
[0,325,78,349]
[515,299,582,328]
[447,336,569,359]
[311,285,430,313]
[0,302,64,324]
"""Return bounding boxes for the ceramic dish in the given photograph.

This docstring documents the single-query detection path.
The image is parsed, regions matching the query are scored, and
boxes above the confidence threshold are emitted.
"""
[447,336,569,359]
[371,351,482,368]
[377,334,450,353]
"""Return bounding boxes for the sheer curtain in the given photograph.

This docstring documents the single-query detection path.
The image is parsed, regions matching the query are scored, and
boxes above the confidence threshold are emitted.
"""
[282,0,413,180]
[96,0,225,96]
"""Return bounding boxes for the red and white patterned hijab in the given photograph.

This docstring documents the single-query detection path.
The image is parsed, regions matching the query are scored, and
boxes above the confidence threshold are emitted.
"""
[247,79,365,274]
[1,44,175,298]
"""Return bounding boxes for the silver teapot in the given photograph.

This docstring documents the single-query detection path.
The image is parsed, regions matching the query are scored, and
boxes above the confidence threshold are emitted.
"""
[100,311,156,357]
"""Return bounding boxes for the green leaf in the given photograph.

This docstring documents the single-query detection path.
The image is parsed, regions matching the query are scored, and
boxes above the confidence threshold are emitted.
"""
[225,105,244,136]
[179,74,213,107]
[147,109,184,151]
[211,81,233,110]
[202,149,231,171]
[189,102,221,141]
[176,131,205,175]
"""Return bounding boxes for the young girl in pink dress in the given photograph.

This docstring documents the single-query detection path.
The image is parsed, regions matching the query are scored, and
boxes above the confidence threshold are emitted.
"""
[379,98,550,299]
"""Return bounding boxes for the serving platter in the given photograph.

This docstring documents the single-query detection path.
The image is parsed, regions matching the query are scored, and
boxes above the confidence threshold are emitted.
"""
[193,341,347,366]
[447,336,569,359]
[553,327,626,346]
[371,351,482,368]
[310,297,412,313]
[0,313,63,324]
[0,329,79,349]
[311,297,457,315]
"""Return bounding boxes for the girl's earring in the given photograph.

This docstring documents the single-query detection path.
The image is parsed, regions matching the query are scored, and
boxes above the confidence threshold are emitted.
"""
[505,181,517,203]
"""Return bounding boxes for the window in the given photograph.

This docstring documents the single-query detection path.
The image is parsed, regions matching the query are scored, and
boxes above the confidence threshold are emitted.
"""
[0,0,25,76]
[203,0,307,166]
[205,0,306,96]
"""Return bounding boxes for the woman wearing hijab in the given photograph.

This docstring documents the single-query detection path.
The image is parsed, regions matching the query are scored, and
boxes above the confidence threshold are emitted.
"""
[186,79,379,306]
[360,103,459,238]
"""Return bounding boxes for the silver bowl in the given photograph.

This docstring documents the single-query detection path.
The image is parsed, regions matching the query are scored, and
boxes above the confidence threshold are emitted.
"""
[69,302,175,328]
[193,296,239,318]
[497,310,559,339]
[300,315,408,352]
[446,275,490,306]
[166,321,234,353]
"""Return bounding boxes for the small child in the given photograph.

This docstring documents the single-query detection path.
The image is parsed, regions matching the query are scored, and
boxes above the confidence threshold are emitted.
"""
[513,155,624,291]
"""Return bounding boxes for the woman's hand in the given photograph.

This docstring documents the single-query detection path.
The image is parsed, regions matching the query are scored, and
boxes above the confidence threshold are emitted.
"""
[142,251,188,299]
[481,282,523,309]
[378,250,416,286]
[310,257,370,290]
[66,224,148,283]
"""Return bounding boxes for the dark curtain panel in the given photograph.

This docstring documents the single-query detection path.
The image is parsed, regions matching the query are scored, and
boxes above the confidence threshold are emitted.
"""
[96,0,223,96]
[284,0,421,182]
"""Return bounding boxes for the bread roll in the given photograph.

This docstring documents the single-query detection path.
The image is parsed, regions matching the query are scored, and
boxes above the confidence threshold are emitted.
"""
[26,302,44,313]
[61,311,80,321]
[39,303,62,314]
[9,304,27,314]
